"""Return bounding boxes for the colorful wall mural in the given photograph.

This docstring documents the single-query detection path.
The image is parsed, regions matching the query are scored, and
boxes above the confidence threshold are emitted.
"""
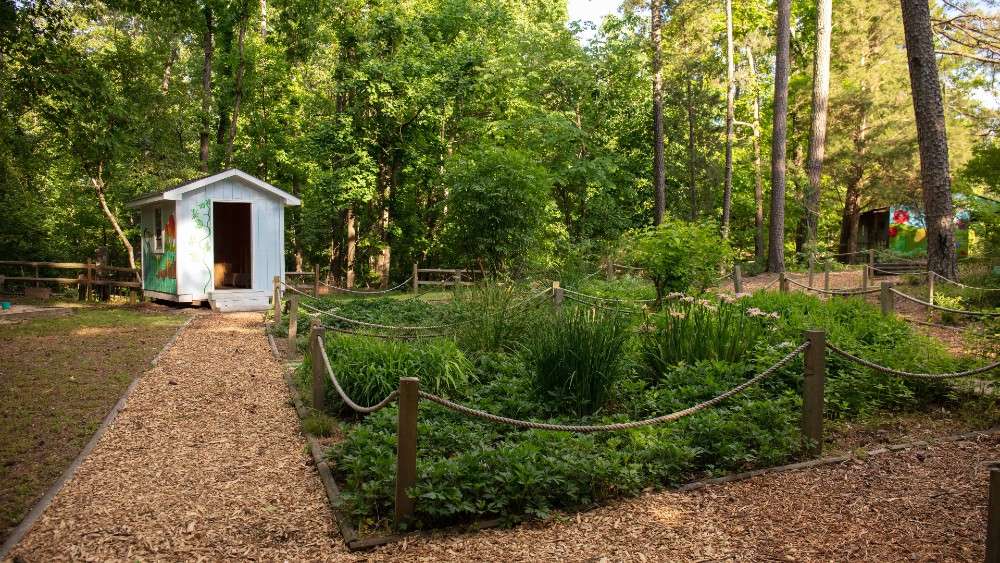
[142,209,178,293]
[888,205,969,257]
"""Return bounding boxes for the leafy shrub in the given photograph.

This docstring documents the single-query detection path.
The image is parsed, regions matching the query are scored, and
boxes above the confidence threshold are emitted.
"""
[303,335,473,414]
[524,308,630,415]
[627,219,731,301]
[640,296,773,376]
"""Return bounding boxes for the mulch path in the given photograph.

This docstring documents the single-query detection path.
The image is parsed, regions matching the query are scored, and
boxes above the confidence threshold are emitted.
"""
[6,313,345,562]
[369,435,998,561]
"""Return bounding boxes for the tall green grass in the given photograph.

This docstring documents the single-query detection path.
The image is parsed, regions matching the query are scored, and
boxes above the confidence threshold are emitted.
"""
[452,282,545,355]
[524,308,630,415]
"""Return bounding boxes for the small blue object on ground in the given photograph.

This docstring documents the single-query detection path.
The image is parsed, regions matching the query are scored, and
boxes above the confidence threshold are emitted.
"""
[1,302,10,310]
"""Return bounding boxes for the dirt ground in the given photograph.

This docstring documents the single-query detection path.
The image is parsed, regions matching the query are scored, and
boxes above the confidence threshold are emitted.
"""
[0,307,187,544]
[5,313,344,562]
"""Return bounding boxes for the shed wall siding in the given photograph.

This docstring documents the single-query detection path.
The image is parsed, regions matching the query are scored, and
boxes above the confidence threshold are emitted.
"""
[139,202,178,295]
[175,177,285,300]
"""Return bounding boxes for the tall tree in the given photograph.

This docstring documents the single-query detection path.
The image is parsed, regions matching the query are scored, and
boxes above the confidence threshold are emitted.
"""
[804,0,832,249]
[721,0,735,238]
[651,0,666,226]
[768,0,792,272]
[744,43,766,264]
[900,0,958,278]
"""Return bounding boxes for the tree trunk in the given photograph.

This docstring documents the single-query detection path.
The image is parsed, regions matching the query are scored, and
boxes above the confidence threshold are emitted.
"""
[804,0,833,249]
[345,207,356,288]
[291,177,303,272]
[161,42,178,94]
[651,0,666,226]
[199,6,214,172]
[900,0,957,278]
[260,0,267,38]
[90,163,137,275]
[745,44,766,265]
[224,14,248,168]
[838,108,868,256]
[686,77,697,220]
[721,0,735,238]
[768,0,792,273]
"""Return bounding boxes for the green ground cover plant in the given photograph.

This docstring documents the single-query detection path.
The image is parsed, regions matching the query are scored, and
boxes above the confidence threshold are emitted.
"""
[294,280,987,534]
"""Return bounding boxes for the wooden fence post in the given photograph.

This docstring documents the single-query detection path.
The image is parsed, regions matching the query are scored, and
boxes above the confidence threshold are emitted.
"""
[128,288,137,305]
[273,275,282,323]
[928,271,935,307]
[85,260,93,301]
[412,263,419,292]
[395,377,420,526]
[823,261,831,291]
[310,322,326,412]
[868,248,875,269]
[802,329,826,456]
[552,281,564,307]
[862,264,869,291]
[606,258,615,281]
[452,271,462,291]
[287,295,299,355]
[733,265,743,294]
[880,282,894,316]
[779,272,788,293]
[314,264,321,297]
[808,254,815,287]
[988,466,1000,563]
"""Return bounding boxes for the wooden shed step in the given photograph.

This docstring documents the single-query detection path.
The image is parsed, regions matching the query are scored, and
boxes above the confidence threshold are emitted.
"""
[208,290,270,312]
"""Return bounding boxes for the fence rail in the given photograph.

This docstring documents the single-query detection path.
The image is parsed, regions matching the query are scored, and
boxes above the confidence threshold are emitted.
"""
[0,259,141,300]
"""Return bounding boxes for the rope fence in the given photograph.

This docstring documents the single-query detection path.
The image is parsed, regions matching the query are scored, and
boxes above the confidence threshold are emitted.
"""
[930,271,1000,292]
[890,288,1000,317]
[318,276,413,295]
[316,340,400,413]
[826,341,1000,379]
[562,287,657,304]
[564,293,646,315]
[784,276,880,296]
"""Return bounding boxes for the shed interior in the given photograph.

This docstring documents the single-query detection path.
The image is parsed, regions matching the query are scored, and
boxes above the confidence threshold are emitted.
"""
[213,202,252,289]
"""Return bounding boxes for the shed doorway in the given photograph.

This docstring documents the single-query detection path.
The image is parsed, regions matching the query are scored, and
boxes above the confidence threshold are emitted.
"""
[213,202,252,289]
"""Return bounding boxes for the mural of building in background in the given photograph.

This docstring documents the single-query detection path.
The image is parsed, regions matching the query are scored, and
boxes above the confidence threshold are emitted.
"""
[856,194,998,257]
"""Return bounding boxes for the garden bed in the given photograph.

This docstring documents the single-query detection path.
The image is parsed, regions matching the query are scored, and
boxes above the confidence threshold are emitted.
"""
[274,280,998,542]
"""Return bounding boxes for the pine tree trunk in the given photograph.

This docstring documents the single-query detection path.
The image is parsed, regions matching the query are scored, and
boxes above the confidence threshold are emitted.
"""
[745,44,766,265]
[805,0,832,249]
[345,207,356,288]
[768,0,792,272]
[838,109,868,256]
[721,0,735,238]
[223,14,248,168]
[199,6,214,172]
[651,0,666,226]
[900,0,957,278]
[686,78,697,220]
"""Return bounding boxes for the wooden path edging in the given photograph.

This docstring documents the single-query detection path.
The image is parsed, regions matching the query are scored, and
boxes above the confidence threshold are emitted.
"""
[266,325,1000,552]
[0,313,197,560]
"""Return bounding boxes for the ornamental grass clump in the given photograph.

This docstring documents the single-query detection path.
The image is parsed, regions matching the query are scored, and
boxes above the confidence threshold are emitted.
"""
[640,295,773,377]
[524,308,630,415]
[312,335,473,414]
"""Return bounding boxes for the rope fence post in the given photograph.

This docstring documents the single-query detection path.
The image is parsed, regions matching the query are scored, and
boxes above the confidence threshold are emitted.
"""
[313,264,320,297]
[394,377,420,527]
[880,281,894,316]
[928,270,935,307]
[823,261,831,291]
[273,275,282,323]
[862,263,869,291]
[85,259,93,301]
[802,330,825,456]
[310,321,326,412]
[412,263,419,292]
[605,257,614,281]
[733,264,743,294]
[988,465,1000,563]
[779,272,788,293]
[287,295,299,355]
[868,248,875,270]
[808,254,815,287]
[552,281,564,308]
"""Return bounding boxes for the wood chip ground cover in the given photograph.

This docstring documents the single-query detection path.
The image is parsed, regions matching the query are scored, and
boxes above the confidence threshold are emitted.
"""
[6,311,998,561]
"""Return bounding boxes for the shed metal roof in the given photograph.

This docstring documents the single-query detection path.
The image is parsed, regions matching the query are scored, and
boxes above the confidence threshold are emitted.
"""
[127,169,301,208]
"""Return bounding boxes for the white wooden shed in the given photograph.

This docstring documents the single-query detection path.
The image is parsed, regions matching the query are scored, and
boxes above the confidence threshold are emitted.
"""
[127,169,301,311]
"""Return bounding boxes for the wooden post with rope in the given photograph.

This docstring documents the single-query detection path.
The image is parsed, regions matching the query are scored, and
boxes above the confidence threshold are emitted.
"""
[552,281,564,307]
[808,254,815,287]
[802,330,825,456]
[273,275,282,324]
[394,377,420,526]
[412,263,419,292]
[823,261,831,291]
[310,321,326,412]
[287,294,299,356]
[928,270,935,307]
[862,263,869,291]
[779,272,788,293]
[313,264,321,297]
[880,282,894,316]
[733,265,743,294]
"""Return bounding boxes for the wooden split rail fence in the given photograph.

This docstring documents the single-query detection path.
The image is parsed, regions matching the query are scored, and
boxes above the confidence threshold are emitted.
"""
[0,260,141,302]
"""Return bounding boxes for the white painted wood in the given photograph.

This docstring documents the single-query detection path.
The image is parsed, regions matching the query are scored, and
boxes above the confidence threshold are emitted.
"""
[208,290,270,312]
[127,168,301,208]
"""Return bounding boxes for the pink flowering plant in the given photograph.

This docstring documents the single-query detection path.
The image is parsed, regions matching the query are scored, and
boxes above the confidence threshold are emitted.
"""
[639,293,774,378]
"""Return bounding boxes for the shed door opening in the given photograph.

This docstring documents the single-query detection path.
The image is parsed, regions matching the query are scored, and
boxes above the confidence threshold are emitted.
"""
[213,202,252,289]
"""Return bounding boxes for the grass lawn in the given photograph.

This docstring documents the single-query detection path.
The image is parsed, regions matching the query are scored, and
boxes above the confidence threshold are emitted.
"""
[0,307,188,543]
